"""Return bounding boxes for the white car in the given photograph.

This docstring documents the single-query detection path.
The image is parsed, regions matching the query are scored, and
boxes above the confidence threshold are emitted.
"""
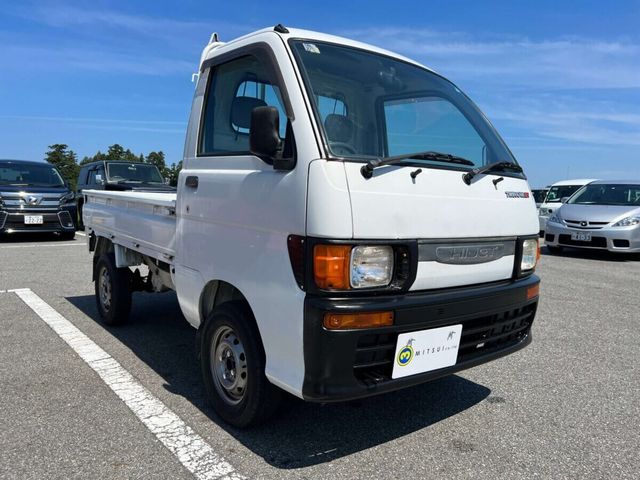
[538,179,597,233]
[83,25,541,427]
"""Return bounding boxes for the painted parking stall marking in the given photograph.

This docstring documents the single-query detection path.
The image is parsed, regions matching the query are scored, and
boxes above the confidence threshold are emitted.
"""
[11,288,245,480]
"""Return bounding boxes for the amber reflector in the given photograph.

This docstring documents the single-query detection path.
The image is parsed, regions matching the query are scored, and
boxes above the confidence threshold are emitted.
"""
[527,284,540,300]
[323,311,394,330]
[313,244,351,289]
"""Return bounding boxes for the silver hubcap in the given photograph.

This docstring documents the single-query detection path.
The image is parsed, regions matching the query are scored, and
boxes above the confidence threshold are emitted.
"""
[210,326,248,405]
[99,267,112,312]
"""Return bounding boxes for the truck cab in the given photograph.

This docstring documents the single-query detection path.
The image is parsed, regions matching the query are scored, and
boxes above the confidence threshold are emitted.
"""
[84,26,541,427]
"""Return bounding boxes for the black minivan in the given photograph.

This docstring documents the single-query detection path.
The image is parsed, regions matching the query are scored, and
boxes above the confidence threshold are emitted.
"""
[76,160,175,227]
[0,160,77,239]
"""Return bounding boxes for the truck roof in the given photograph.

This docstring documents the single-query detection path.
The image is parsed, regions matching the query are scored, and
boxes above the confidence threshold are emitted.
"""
[549,178,597,187]
[0,159,50,166]
[200,26,435,75]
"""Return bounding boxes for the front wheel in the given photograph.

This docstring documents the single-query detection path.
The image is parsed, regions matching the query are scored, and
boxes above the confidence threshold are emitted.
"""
[94,254,132,326]
[201,301,281,428]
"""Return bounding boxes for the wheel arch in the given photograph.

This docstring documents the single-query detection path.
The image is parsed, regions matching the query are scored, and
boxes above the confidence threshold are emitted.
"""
[195,280,263,359]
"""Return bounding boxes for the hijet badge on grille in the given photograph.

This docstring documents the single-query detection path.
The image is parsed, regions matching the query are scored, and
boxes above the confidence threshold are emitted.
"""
[435,244,505,264]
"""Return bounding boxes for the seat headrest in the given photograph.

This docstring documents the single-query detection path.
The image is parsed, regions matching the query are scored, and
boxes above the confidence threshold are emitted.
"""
[231,96,268,130]
[324,114,353,143]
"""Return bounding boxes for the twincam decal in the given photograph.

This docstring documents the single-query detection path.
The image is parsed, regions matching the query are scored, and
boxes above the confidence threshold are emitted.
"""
[505,191,530,198]
[396,339,415,366]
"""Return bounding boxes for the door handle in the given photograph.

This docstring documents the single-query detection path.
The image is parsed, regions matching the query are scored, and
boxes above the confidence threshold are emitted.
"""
[185,176,199,188]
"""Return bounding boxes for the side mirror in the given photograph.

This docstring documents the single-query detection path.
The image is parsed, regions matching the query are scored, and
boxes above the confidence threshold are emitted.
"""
[249,106,281,159]
[249,106,295,170]
[95,174,104,185]
[560,197,569,203]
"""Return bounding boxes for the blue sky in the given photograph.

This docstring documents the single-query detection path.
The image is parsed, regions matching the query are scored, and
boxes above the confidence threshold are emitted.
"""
[0,0,639,187]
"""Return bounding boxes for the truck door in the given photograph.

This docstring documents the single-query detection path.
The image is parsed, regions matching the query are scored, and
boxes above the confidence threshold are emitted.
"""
[175,38,313,393]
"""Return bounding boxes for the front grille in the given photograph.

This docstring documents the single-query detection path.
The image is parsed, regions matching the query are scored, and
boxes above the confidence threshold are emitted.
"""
[353,303,536,384]
[558,234,607,248]
[564,220,608,230]
[545,233,555,242]
[0,192,61,212]
[0,212,7,229]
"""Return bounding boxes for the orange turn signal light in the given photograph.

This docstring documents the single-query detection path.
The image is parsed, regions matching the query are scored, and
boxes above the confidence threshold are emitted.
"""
[313,244,351,289]
[323,311,394,330]
[527,283,540,300]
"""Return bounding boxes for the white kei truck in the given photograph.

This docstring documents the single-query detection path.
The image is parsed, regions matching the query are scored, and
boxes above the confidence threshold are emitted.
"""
[83,25,541,427]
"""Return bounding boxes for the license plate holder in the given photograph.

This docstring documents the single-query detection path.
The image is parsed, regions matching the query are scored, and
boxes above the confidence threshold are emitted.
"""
[571,232,591,242]
[391,324,462,379]
[24,215,44,225]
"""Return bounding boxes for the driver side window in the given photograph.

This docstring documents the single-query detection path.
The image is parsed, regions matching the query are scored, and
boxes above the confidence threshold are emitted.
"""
[199,55,287,155]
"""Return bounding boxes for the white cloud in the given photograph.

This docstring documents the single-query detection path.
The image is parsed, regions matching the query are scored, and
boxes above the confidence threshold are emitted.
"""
[345,27,640,90]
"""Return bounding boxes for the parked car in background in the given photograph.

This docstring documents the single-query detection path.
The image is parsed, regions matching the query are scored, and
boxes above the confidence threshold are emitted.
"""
[0,159,76,239]
[532,187,550,209]
[538,179,596,234]
[545,180,640,254]
[76,160,175,227]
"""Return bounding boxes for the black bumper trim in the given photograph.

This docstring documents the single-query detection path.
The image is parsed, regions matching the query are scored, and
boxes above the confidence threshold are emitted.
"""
[302,275,539,402]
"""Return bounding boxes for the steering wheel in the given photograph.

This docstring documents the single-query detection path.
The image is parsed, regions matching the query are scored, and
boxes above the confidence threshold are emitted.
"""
[328,141,357,156]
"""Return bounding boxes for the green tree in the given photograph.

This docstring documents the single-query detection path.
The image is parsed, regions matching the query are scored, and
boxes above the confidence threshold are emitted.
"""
[166,160,182,186]
[146,151,168,178]
[45,144,79,189]
[107,144,125,160]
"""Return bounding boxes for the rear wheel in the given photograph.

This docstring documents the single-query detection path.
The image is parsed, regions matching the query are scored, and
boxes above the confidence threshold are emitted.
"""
[201,301,281,428]
[94,253,132,326]
[546,245,563,254]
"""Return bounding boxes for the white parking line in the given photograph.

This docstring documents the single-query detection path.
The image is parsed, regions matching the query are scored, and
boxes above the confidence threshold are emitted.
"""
[12,288,245,480]
[76,231,87,237]
[0,243,86,249]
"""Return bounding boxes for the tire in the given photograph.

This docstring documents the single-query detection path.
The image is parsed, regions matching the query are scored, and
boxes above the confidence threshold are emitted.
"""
[94,253,132,326]
[546,245,563,254]
[201,301,282,428]
[77,201,84,230]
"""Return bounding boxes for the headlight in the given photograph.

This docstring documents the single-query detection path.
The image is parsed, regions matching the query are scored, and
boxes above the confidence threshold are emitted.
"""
[59,192,75,205]
[520,239,539,272]
[547,214,562,224]
[350,245,394,289]
[612,216,640,227]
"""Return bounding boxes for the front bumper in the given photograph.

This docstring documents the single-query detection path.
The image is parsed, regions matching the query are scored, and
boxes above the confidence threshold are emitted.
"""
[0,206,77,234]
[545,222,640,252]
[302,274,539,402]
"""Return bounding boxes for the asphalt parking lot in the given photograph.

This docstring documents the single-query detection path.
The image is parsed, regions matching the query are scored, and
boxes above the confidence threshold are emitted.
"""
[0,234,638,480]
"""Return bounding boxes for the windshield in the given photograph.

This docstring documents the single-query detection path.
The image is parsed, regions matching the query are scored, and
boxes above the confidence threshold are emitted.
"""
[290,40,518,171]
[568,184,640,206]
[106,163,163,183]
[0,162,65,187]
[546,185,582,203]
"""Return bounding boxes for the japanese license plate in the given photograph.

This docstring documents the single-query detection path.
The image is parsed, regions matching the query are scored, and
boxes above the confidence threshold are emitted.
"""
[391,324,462,379]
[24,215,44,225]
[571,232,591,242]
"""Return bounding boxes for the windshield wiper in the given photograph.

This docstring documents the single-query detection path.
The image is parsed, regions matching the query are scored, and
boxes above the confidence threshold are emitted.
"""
[462,161,523,185]
[361,151,474,179]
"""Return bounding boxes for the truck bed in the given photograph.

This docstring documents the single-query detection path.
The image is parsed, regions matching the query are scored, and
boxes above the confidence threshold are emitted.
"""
[82,190,177,263]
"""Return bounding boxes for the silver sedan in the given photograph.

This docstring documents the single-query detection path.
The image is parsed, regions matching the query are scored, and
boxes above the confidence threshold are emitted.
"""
[544,180,640,253]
